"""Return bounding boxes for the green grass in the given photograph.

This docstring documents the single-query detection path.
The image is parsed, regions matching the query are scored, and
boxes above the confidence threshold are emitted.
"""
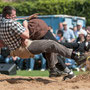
[73,71,86,75]
[13,70,49,77]
[10,70,87,77]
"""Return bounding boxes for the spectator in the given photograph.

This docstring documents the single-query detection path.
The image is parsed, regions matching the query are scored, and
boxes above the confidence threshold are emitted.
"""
[65,58,79,71]
[48,26,53,33]
[0,54,4,63]
[86,33,90,42]
[70,26,78,39]
[76,30,86,43]
[4,55,24,70]
[10,56,24,70]
[0,47,10,63]
[0,47,23,70]
[59,23,63,30]
[56,30,64,42]
[77,22,87,36]
[5,56,14,64]
[48,25,56,37]
[28,54,46,71]
[62,22,75,42]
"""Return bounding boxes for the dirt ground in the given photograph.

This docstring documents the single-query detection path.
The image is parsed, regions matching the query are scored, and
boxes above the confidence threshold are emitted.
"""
[0,73,90,90]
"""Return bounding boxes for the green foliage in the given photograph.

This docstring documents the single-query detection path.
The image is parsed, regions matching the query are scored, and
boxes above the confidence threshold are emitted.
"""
[0,0,90,25]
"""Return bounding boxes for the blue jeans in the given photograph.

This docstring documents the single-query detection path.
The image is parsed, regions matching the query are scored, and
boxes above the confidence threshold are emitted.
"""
[65,58,78,69]
[25,59,30,69]
[15,57,24,69]
[28,54,46,70]
[5,56,24,70]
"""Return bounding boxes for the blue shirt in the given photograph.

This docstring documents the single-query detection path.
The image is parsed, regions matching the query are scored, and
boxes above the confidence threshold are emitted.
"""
[65,58,76,65]
[63,29,75,42]
[56,36,60,41]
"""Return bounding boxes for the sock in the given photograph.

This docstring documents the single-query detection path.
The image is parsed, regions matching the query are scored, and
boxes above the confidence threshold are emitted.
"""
[64,67,71,73]
[64,67,74,75]
[69,70,74,75]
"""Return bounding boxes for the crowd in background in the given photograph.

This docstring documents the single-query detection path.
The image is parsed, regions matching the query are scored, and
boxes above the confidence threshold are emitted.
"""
[49,21,90,72]
[0,20,90,72]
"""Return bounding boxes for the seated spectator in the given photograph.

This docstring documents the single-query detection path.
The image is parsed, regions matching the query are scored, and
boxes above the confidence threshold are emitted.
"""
[0,54,4,63]
[76,30,86,43]
[28,53,46,71]
[70,26,78,39]
[86,33,90,42]
[77,22,87,36]
[1,47,10,58]
[56,30,64,42]
[10,56,24,70]
[48,26,53,33]
[65,58,79,71]
[48,25,56,36]
[0,47,24,70]
[5,56,24,70]
[0,47,10,63]
[5,56,14,64]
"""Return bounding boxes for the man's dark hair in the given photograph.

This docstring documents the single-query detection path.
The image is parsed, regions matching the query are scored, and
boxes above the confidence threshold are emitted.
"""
[2,6,16,17]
